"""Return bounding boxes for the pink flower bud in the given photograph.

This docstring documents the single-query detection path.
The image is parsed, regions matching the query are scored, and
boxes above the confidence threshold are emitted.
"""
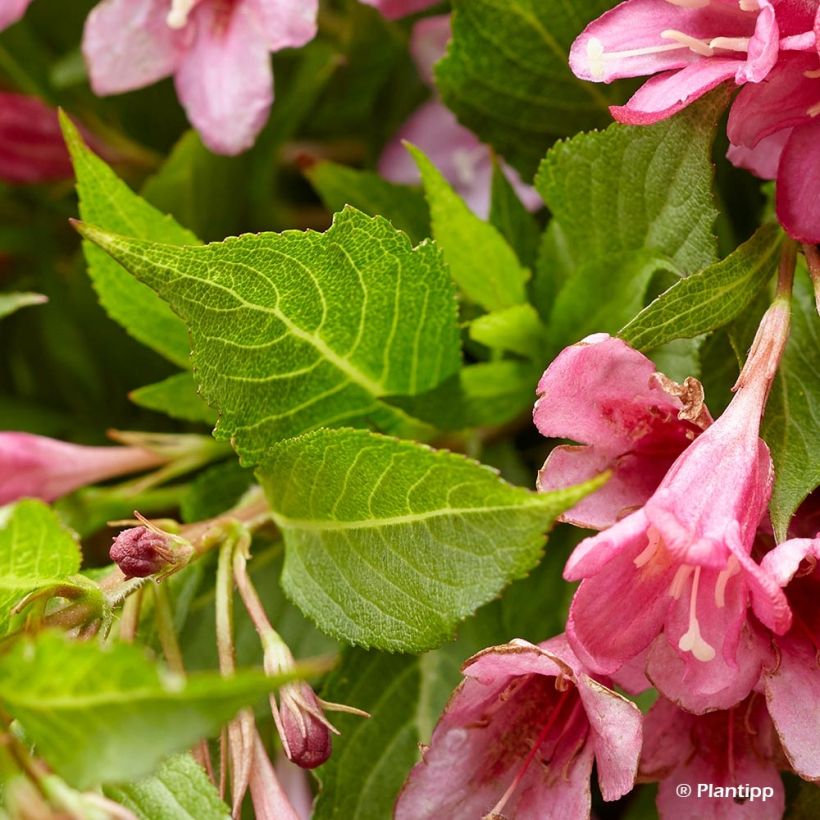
[277,684,333,769]
[109,527,176,578]
[0,432,167,506]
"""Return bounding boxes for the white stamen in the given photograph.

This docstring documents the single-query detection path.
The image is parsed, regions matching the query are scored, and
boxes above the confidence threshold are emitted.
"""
[634,528,662,568]
[709,37,750,52]
[714,556,740,608]
[678,567,716,662]
[665,0,710,7]
[661,30,715,57]
[804,69,820,79]
[808,101,820,118]
[587,37,606,81]
[167,0,198,29]
[669,564,695,599]
[738,0,760,11]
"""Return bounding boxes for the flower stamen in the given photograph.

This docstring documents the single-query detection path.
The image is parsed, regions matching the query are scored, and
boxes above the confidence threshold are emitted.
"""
[167,0,198,29]
[679,567,716,661]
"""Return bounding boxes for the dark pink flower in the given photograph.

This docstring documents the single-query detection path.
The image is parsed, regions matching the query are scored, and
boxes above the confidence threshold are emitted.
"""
[570,0,814,126]
[0,432,168,505]
[641,695,785,819]
[0,0,32,31]
[378,14,541,218]
[760,533,820,781]
[534,333,709,531]
[109,521,193,578]
[275,682,333,769]
[82,0,318,155]
[727,47,820,243]
[395,636,642,820]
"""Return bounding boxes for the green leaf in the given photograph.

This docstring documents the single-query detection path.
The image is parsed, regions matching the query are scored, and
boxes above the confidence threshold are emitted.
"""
[535,94,723,277]
[74,208,461,464]
[0,292,47,321]
[104,754,230,820]
[649,337,704,383]
[304,160,431,245]
[61,112,197,369]
[489,159,541,268]
[314,650,423,820]
[0,631,295,788]
[0,500,82,635]
[469,303,547,359]
[620,224,783,350]
[257,428,599,651]
[409,144,529,311]
[436,0,623,178]
[129,372,217,425]
[763,274,820,540]
[180,459,253,524]
[387,360,540,431]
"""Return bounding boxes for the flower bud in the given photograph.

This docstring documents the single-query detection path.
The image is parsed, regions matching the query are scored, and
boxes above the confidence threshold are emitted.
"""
[277,683,333,769]
[109,525,191,578]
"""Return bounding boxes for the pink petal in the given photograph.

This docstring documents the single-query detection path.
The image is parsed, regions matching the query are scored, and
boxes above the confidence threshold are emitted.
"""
[175,2,273,155]
[764,634,820,781]
[248,732,301,820]
[576,675,642,801]
[776,0,820,37]
[727,53,819,148]
[358,0,438,20]
[410,14,451,87]
[611,59,740,126]
[639,698,694,780]
[82,0,184,95]
[736,0,778,84]
[244,0,318,52]
[570,0,754,83]
[775,119,820,244]
[534,335,687,454]
[0,0,31,30]
[727,128,792,180]
[760,536,820,588]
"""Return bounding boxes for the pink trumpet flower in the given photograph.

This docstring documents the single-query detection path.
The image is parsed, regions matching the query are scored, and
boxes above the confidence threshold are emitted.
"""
[560,296,794,709]
[0,0,32,30]
[641,695,785,819]
[395,636,642,820]
[0,432,168,506]
[569,0,815,126]
[534,333,710,531]
[760,533,820,781]
[82,0,318,155]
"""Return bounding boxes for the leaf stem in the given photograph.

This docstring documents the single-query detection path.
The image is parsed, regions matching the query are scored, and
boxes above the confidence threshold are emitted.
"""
[802,243,820,315]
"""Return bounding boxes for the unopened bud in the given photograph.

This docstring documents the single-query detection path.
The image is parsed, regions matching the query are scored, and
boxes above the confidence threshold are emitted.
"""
[109,526,191,578]
[277,683,333,769]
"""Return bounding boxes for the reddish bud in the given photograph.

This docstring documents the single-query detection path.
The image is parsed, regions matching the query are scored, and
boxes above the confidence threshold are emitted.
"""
[277,684,333,769]
[110,526,177,578]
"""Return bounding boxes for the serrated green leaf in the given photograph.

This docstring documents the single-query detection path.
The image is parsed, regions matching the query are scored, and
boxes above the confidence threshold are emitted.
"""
[75,208,461,464]
[0,292,47,321]
[61,113,197,369]
[535,94,723,277]
[0,631,295,788]
[469,303,547,359]
[0,500,81,635]
[409,144,529,311]
[489,160,541,268]
[621,224,783,350]
[436,0,624,178]
[763,274,820,540]
[130,372,217,425]
[304,160,430,245]
[649,337,704,383]
[104,754,230,820]
[257,428,599,651]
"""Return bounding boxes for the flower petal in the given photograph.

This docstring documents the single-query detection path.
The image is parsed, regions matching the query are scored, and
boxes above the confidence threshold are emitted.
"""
[727,128,792,180]
[775,119,820,244]
[410,14,451,87]
[245,0,318,52]
[0,0,32,31]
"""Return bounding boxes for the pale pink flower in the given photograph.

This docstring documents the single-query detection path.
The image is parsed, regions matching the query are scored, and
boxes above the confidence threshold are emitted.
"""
[82,0,318,155]
[395,636,642,820]
[0,432,167,505]
[641,696,785,819]
[727,45,820,243]
[379,14,541,218]
[759,533,820,781]
[0,0,32,31]
[570,0,814,125]
[358,0,438,20]
[534,333,709,531]
[247,730,303,820]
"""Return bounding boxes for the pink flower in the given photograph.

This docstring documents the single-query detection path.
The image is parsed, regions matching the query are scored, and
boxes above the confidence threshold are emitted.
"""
[760,533,820,781]
[561,300,795,710]
[727,47,820,243]
[534,333,709,531]
[0,93,75,184]
[395,636,642,820]
[0,0,32,31]
[378,15,541,218]
[570,0,814,126]
[247,730,303,820]
[358,0,438,20]
[0,432,167,505]
[82,0,318,155]
[641,695,785,819]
